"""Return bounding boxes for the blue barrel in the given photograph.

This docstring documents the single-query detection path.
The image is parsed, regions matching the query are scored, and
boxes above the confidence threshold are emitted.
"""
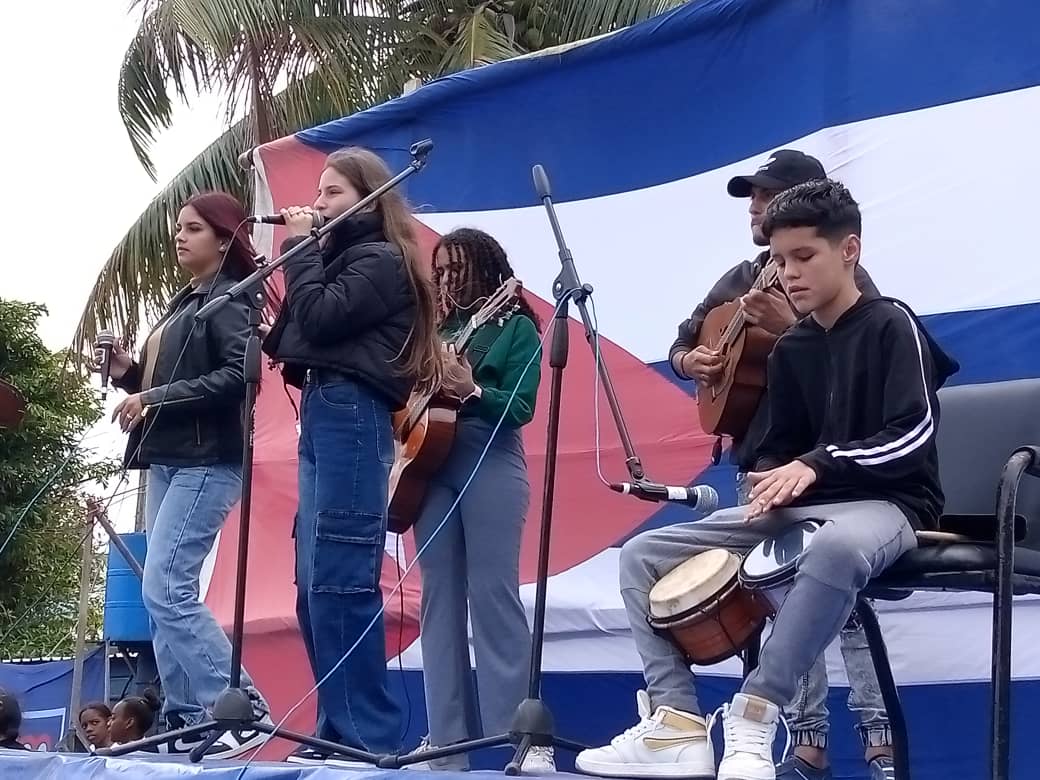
[103,533,152,643]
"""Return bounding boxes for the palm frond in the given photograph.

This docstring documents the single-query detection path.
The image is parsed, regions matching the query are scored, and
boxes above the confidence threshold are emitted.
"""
[93,0,686,354]
[118,0,214,178]
[119,0,433,176]
[537,0,686,44]
[437,5,523,74]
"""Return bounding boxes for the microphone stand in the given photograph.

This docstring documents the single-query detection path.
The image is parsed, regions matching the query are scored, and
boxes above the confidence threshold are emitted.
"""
[102,139,433,765]
[384,164,647,774]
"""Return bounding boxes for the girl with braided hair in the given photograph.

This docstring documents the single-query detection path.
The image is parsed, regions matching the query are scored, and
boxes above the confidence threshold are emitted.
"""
[109,690,161,748]
[408,228,553,773]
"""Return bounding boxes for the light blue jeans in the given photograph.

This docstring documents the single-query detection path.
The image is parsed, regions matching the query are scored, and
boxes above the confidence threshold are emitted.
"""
[736,473,891,749]
[143,463,259,727]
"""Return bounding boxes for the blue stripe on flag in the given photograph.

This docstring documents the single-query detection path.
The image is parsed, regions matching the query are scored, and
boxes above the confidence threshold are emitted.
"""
[296,0,1040,212]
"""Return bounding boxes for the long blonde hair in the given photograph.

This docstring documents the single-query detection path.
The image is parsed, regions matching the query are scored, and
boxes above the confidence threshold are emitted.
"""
[323,147,441,391]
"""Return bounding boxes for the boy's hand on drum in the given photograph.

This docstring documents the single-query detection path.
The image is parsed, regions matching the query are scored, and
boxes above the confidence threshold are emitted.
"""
[745,460,817,520]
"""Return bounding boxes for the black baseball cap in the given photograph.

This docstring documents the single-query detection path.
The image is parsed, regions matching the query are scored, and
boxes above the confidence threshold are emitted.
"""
[727,149,826,198]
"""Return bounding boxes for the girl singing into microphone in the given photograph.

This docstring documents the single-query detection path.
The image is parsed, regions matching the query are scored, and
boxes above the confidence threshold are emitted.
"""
[97,192,269,758]
[262,147,440,764]
[407,228,550,773]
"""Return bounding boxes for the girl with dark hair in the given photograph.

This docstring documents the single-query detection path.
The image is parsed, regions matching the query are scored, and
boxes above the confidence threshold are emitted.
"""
[79,702,113,750]
[408,228,552,773]
[92,192,268,758]
[263,147,441,764]
[109,691,161,746]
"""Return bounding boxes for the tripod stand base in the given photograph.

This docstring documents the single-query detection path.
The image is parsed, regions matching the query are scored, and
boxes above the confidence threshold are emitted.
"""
[381,696,587,773]
[99,686,381,765]
[504,698,588,775]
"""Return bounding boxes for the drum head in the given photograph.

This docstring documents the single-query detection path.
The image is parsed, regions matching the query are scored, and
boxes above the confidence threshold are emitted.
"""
[649,548,740,621]
[740,520,822,589]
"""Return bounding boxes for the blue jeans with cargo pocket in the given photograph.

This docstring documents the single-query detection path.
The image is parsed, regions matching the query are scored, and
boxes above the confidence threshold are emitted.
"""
[294,374,402,754]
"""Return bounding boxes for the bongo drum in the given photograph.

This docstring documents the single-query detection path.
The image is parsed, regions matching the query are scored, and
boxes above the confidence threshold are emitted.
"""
[648,548,771,666]
[739,519,823,613]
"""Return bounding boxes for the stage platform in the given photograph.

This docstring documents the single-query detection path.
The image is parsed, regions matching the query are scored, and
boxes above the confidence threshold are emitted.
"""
[0,749,567,780]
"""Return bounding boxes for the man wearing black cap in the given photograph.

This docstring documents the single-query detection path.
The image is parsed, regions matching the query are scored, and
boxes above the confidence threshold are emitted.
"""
[666,151,893,780]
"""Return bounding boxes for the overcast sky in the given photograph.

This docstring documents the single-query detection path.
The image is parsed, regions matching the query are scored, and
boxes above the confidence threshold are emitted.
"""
[2,2,230,528]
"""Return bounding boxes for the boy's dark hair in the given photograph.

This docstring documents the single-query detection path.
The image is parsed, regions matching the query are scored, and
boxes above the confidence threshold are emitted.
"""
[761,178,862,243]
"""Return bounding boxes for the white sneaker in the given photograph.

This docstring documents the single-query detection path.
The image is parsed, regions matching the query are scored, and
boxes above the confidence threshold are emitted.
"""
[400,736,467,771]
[401,735,434,770]
[716,693,779,780]
[575,691,714,778]
[204,714,276,760]
[521,745,556,774]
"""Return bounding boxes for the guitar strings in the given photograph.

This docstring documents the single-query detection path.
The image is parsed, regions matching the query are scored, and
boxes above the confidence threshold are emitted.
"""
[231,292,572,777]
[716,259,780,349]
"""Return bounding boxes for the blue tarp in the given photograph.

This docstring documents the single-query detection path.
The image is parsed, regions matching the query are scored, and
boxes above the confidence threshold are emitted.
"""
[0,750,561,780]
[0,649,106,751]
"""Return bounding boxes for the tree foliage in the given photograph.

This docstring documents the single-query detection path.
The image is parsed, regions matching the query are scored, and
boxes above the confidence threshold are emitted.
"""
[72,0,685,355]
[0,300,117,658]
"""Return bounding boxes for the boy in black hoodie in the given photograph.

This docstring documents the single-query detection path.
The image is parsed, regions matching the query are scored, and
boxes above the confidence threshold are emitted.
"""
[575,180,958,780]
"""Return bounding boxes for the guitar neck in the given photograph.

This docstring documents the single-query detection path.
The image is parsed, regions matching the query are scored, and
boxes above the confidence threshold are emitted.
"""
[452,319,479,351]
[718,260,776,346]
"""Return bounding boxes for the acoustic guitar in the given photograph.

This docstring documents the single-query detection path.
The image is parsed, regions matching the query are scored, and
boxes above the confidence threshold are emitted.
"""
[387,278,523,534]
[696,260,782,438]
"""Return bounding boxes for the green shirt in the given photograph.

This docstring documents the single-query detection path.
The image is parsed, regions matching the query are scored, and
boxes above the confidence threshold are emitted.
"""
[442,313,542,428]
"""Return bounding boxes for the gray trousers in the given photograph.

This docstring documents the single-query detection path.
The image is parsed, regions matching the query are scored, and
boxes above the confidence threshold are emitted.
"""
[736,475,892,748]
[414,418,532,766]
[619,501,916,730]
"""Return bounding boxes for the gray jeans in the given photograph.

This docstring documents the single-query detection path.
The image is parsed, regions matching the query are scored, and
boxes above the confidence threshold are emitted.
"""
[413,419,532,768]
[619,499,915,747]
[735,475,891,749]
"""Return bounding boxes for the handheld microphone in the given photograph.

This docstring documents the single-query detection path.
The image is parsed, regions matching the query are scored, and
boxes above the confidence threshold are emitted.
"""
[610,480,719,513]
[95,329,115,401]
[246,213,326,228]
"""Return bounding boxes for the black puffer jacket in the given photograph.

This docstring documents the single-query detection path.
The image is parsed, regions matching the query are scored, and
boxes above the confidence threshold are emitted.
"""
[261,211,418,410]
[114,274,249,469]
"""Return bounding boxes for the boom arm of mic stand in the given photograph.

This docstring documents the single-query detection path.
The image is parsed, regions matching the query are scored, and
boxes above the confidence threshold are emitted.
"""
[195,140,433,322]
[536,187,645,484]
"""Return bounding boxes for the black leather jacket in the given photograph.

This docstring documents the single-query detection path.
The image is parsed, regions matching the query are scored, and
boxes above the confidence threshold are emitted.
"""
[114,274,249,469]
[262,212,418,410]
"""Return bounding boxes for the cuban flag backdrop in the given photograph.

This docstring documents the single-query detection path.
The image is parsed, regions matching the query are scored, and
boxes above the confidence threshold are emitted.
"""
[192,0,1040,776]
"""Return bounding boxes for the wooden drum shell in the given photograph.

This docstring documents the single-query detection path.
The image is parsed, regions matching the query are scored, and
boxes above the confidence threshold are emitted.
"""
[648,573,771,666]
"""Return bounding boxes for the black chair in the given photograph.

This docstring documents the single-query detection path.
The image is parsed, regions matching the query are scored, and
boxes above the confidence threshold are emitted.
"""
[857,378,1040,780]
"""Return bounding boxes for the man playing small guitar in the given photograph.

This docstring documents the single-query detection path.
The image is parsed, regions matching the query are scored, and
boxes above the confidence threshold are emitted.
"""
[667,151,891,779]
[405,228,554,774]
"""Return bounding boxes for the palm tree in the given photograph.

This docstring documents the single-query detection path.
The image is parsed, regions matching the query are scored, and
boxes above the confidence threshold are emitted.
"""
[73,0,685,354]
